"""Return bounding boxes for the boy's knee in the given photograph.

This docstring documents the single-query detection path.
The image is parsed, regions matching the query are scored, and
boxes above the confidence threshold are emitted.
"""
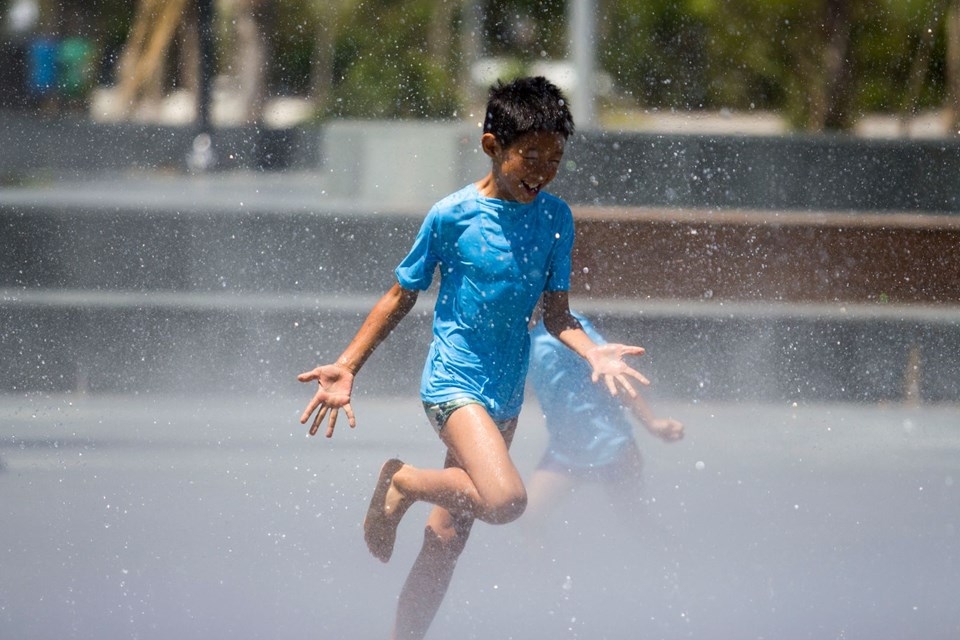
[482,488,527,525]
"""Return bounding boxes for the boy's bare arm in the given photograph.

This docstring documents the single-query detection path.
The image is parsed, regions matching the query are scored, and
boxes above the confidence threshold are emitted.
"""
[540,291,649,397]
[298,282,419,437]
[622,392,684,442]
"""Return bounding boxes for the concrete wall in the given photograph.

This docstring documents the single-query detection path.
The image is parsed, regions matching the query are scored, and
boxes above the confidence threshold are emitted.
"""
[321,120,489,206]
[1,115,958,402]
[0,112,320,178]
[5,113,960,214]
[554,131,960,212]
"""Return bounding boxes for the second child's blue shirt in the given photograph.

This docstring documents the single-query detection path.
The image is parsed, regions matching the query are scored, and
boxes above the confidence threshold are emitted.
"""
[395,183,574,421]
[528,313,634,469]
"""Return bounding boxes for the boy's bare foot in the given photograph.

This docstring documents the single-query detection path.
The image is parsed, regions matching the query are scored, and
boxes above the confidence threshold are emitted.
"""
[364,458,411,563]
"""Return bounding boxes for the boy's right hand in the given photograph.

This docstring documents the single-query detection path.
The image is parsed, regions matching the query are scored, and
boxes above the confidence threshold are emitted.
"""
[297,364,356,438]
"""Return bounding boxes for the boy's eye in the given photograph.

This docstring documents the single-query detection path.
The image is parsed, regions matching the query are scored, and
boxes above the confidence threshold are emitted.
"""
[525,157,561,167]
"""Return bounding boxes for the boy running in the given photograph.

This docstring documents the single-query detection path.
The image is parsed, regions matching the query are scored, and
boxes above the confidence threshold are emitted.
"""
[298,76,649,639]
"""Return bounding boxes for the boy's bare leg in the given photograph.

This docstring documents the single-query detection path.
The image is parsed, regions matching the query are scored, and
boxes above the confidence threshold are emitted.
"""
[393,408,519,639]
[391,405,524,524]
[393,503,474,639]
[367,405,524,563]
[436,405,524,523]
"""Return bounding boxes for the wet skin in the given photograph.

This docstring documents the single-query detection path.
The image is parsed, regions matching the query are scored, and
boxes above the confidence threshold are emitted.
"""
[475,130,566,203]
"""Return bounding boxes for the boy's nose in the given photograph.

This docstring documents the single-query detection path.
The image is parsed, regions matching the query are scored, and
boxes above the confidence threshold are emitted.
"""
[534,165,556,181]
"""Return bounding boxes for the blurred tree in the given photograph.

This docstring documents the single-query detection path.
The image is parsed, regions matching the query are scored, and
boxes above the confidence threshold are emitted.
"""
[306,0,358,115]
[600,0,709,108]
[849,0,948,124]
[8,0,960,132]
[817,0,854,129]
[113,0,194,118]
[898,0,946,130]
[112,0,273,124]
[482,0,567,59]
[324,0,463,118]
[947,0,960,131]
[631,0,949,131]
[225,0,272,123]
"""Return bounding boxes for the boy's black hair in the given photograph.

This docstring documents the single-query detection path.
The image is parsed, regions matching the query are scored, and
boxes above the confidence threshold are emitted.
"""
[483,76,575,149]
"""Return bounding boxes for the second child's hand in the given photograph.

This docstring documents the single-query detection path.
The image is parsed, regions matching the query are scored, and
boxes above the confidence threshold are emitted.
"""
[297,364,356,438]
[649,417,685,442]
[585,343,649,397]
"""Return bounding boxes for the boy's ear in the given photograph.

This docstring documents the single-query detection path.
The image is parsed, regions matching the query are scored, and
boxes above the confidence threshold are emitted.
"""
[481,132,500,158]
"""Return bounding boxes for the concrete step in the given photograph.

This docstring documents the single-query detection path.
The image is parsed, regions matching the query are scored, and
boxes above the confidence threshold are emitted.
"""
[2,173,958,402]
[6,177,960,304]
[2,288,956,403]
[571,205,960,304]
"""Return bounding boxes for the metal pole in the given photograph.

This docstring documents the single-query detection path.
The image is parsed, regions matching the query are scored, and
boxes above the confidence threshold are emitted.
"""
[462,0,484,113]
[189,0,216,171]
[568,0,596,129]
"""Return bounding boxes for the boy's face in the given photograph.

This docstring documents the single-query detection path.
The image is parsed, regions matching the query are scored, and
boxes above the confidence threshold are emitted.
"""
[482,131,566,203]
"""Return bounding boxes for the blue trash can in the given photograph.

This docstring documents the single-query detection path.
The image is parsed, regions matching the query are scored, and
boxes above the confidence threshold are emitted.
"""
[27,36,58,97]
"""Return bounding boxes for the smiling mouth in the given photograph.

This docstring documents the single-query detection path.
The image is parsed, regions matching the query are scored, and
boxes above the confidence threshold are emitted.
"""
[521,180,541,195]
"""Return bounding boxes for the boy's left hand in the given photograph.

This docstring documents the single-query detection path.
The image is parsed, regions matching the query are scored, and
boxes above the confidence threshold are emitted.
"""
[585,343,649,397]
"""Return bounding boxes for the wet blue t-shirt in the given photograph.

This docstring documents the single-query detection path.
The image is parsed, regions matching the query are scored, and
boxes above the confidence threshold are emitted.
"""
[528,313,634,468]
[395,183,574,421]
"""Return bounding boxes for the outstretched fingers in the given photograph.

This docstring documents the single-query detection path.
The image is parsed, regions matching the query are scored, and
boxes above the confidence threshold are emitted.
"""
[615,364,650,397]
[587,343,650,398]
[297,368,323,424]
[600,371,645,398]
[297,364,357,438]
[309,403,329,436]
[312,402,357,438]
[623,364,650,388]
[619,345,646,358]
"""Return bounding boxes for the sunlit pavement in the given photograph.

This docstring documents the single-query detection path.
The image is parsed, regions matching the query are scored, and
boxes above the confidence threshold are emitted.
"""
[1,391,957,639]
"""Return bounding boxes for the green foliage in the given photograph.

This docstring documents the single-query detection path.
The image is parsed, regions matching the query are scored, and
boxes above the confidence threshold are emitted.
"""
[268,0,318,94]
[325,0,461,118]
[483,0,567,59]
[86,0,136,45]
[600,0,710,108]
[601,0,949,129]
[258,0,958,127]
[14,0,955,129]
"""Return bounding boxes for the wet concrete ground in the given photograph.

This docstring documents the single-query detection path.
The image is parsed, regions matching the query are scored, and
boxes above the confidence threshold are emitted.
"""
[1,392,957,639]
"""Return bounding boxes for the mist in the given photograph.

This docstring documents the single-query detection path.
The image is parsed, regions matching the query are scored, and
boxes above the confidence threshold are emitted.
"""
[2,392,957,639]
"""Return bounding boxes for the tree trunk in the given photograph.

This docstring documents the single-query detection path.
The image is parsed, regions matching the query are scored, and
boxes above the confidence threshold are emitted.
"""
[947,0,960,134]
[114,0,189,117]
[901,2,944,134]
[427,0,457,61]
[309,2,356,115]
[821,0,853,130]
[310,19,334,114]
[233,0,271,123]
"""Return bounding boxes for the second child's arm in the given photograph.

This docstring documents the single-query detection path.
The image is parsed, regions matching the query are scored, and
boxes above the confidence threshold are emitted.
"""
[540,291,649,397]
[622,392,685,442]
[298,282,419,437]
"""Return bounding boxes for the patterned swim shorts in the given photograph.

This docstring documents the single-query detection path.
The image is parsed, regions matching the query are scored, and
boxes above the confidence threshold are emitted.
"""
[422,397,515,434]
